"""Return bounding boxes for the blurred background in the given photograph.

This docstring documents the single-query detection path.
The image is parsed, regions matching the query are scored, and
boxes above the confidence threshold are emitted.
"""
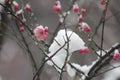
[0,0,120,80]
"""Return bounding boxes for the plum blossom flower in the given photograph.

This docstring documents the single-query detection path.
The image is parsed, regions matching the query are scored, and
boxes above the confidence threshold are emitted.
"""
[81,8,86,14]
[83,47,90,54]
[13,1,19,11]
[72,3,79,13]
[24,3,32,13]
[34,25,48,41]
[53,1,61,13]
[81,22,91,33]
[78,15,83,23]
[79,47,90,54]
[84,25,91,33]
[113,49,120,61]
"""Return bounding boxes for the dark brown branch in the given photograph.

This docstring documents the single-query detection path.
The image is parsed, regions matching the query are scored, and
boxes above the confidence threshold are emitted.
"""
[100,0,110,56]
[85,43,120,80]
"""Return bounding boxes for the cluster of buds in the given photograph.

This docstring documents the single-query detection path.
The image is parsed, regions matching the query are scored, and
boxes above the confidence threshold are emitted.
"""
[72,3,86,14]
[11,1,33,33]
[72,3,90,33]
[113,49,120,61]
[53,1,62,13]
[79,22,91,33]
[18,18,26,32]
[13,1,32,12]
[14,3,32,20]
[79,47,90,54]
[34,25,48,41]
[81,8,86,14]
[77,8,86,24]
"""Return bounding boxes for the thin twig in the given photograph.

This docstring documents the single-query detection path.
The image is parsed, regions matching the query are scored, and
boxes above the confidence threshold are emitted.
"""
[33,41,67,80]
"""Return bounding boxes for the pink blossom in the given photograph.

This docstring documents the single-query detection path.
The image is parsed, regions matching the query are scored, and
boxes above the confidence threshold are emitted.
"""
[81,8,86,14]
[81,22,91,33]
[78,15,83,23]
[24,3,32,13]
[73,4,79,13]
[79,48,84,54]
[113,49,120,61]
[83,25,91,33]
[20,27,24,32]
[53,1,61,13]
[44,26,48,33]
[13,1,19,11]
[113,53,120,61]
[34,25,48,41]
[53,5,61,13]
[79,47,90,54]
[83,47,90,54]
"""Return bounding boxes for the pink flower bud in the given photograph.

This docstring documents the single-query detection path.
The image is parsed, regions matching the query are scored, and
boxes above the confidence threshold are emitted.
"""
[113,54,120,61]
[83,47,90,54]
[53,1,61,13]
[83,25,91,33]
[78,15,83,23]
[13,1,19,11]
[81,22,91,32]
[44,26,48,33]
[24,3,32,13]
[79,48,84,54]
[20,27,24,32]
[81,8,86,14]
[113,49,120,61]
[53,5,61,13]
[73,4,79,13]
